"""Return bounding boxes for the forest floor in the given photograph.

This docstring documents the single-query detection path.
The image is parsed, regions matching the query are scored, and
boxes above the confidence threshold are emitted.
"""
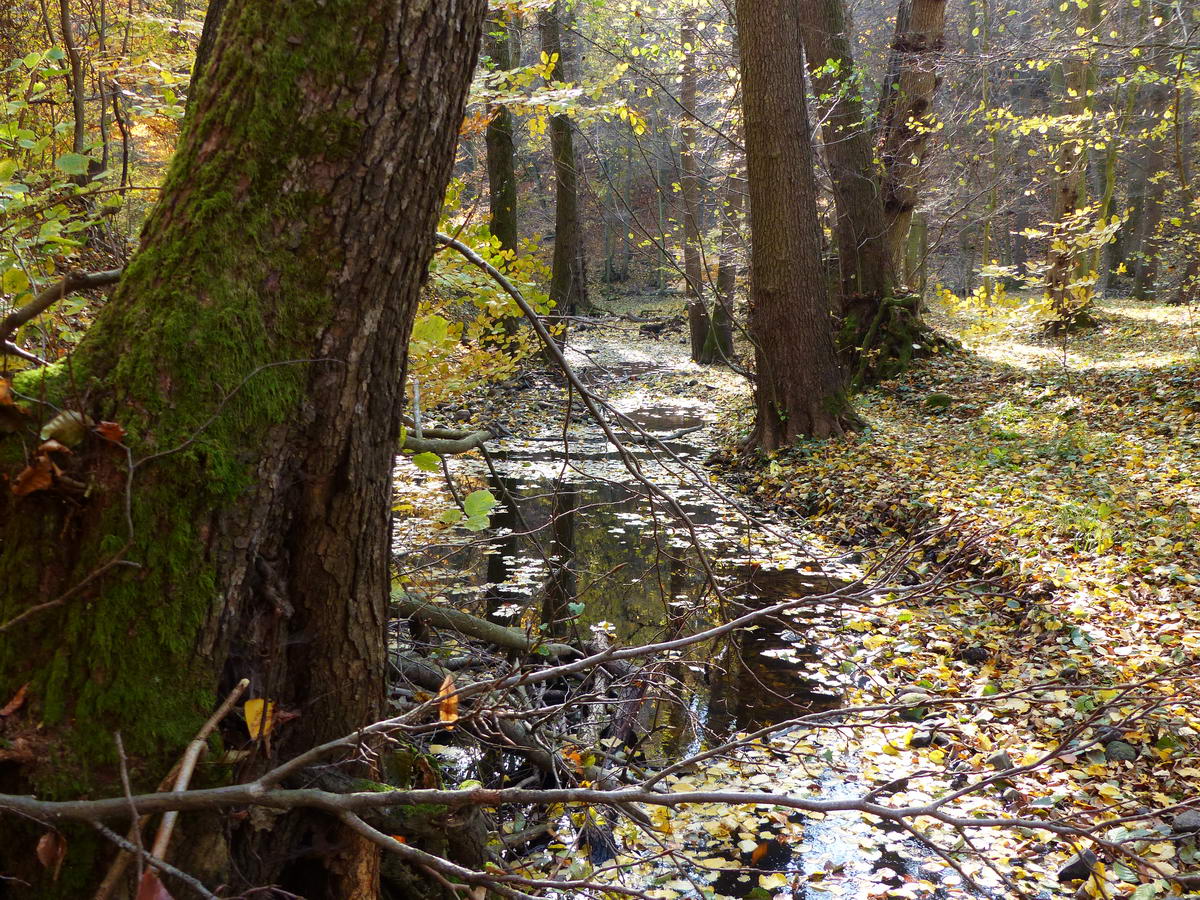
[407,290,1200,899]
[710,293,1200,897]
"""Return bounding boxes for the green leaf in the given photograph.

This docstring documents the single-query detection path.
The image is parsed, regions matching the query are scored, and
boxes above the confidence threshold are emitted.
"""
[0,158,17,183]
[22,51,42,69]
[55,152,90,176]
[439,508,463,524]
[410,451,441,472]
[461,514,490,532]
[2,268,30,295]
[410,314,451,345]
[463,489,497,518]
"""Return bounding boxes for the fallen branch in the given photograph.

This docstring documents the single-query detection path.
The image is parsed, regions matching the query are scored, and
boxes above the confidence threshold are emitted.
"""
[0,268,123,345]
[392,593,580,660]
[403,428,493,456]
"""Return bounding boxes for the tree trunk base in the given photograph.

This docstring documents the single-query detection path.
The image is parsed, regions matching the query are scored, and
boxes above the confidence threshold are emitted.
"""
[838,292,948,388]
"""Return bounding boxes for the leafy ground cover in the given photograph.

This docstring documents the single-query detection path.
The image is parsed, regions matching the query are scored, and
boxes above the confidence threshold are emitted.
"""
[710,295,1200,897]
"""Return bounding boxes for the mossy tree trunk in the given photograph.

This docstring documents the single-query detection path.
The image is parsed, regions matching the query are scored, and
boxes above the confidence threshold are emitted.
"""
[737,0,854,448]
[0,0,483,895]
[800,0,933,386]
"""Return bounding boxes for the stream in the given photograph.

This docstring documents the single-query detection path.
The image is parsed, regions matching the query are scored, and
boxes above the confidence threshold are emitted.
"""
[392,333,981,900]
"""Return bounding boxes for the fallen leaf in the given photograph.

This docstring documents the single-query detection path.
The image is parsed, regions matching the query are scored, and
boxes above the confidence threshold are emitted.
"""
[36,832,66,881]
[38,410,93,446]
[94,421,126,443]
[0,378,12,405]
[37,439,72,455]
[12,454,53,497]
[0,682,29,716]
[244,698,275,739]
[135,869,174,900]
[437,674,458,729]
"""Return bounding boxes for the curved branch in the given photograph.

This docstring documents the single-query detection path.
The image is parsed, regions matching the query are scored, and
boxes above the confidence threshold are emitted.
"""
[0,268,123,345]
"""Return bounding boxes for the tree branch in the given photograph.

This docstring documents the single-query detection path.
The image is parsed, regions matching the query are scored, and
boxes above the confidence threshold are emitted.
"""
[0,268,123,345]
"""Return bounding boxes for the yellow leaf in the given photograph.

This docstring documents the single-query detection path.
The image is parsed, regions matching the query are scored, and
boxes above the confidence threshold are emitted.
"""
[758,872,789,890]
[437,674,459,729]
[244,699,275,739]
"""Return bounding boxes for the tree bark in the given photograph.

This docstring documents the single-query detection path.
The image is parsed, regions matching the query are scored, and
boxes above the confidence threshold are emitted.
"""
[485,12,518,261]
[798,0,893,305]
[700,169,742,365]
[542,3,589,319]
[0,0,484,895]
[189,0,228,110]
[876,0,947,269]
[737,0,853,448]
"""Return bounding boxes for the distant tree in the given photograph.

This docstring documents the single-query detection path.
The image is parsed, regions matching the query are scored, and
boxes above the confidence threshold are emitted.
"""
[0,0,484,894]
[485,10,519,264]
[737,0,854,446]
[680,6,709,361]
[542,2,590,318]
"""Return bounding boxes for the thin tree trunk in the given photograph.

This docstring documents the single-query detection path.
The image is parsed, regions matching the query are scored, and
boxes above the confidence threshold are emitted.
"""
[485,12,518,260]
[1045,0,1098,324]
[0,0,484,895]
[737,0,853,447]
[542,3,589,320]
[680,9,708,360]
[700,169,743,365]
[58,0,88,182]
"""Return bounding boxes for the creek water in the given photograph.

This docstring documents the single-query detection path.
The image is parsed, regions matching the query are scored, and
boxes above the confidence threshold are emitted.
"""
[392,342,978,899]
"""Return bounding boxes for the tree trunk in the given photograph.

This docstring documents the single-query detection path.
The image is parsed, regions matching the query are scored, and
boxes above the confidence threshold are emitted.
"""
[0,0,484,895]
[58,0,89,183]
[700,170,743,365]
[1045,0,1098,324]
[798,0,893,306]
[189,0,228,109]
[876,0,947,269]
[542,3,589,319]
[737,0,853,448]
[680,9,708,360]
[485,12,518,261]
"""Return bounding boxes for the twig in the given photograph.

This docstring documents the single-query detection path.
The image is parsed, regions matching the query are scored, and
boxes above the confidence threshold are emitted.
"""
[91,822,218,900]
[150,678,251,859]
[113,733,144,886]
[94,679,249,900]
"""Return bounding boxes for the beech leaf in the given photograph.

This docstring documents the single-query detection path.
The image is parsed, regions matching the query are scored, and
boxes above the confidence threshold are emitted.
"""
[35,832,66,881]
[437,674,458,729]
[244,698,275,739]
